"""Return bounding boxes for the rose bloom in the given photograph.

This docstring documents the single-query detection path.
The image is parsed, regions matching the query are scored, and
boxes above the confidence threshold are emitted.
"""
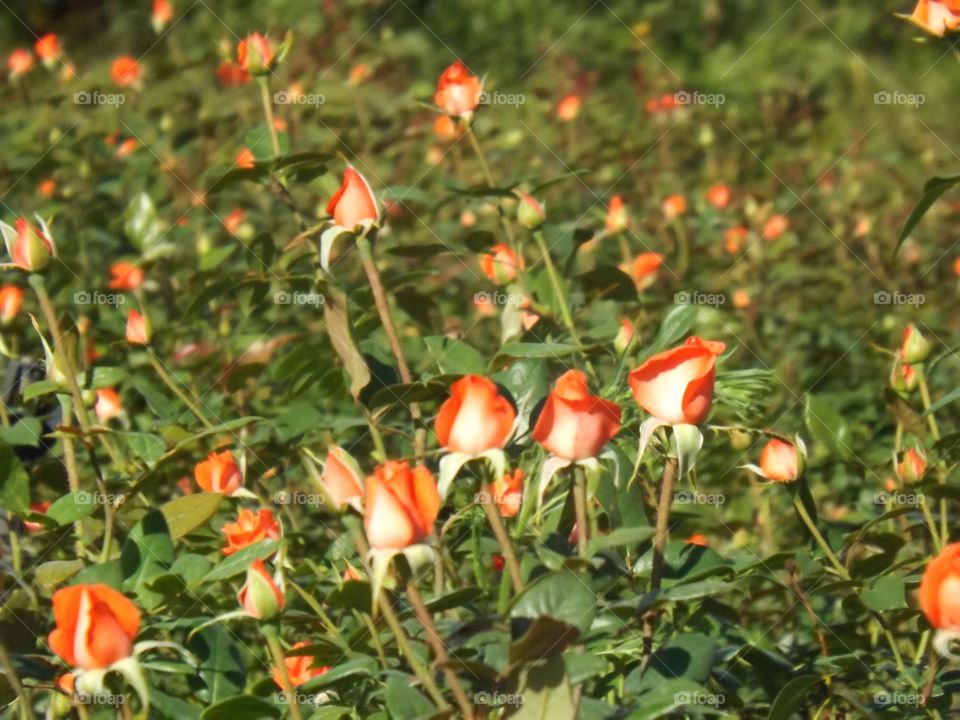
[533,370,621,461]
[272,641,330,688]
[629,336,726,425]
[759,438,799,482]
[364,461,440,549]
[481,243,524,284]
[606,195,629,234]
[0,285,23,324]
[111,56,141,87]
[221,508,280,555]
[321,446,363,509]
[327,167,379,229]
[490,469,524,518]
[34,34,61,66]
[434,60,482,118]
[8,49,34,78]
[95,388,123,422]
[556,93,582,122]
[235,148,255,169]
[48,584,140,669]
[108,261,144,291]
[904,0,960,36]
[724,225,748,254]
[706,183,731,210]
[195,450,243,494]
[126,309,149,345]
[433,115,459,141]
[920,543,960,630]
[762,214,790,241]
[662,194,687,220]
[629,252,664,290]
[435,375,516,455]
[216,61,250,86]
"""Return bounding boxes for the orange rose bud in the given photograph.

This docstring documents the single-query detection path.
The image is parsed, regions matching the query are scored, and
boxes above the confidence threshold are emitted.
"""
[239,559,284,620]
[706,183,731,210]
[195,450,243,494]
[111,56,142,87]
[662,194,687,220]
[237,32,274,75]
[222,508,280,555]
[481,243,524,284]
[920,542,960,631]
[629,336,726,425]
[434,60,482,118]
[272,641,330,688]
[8,49,34,79]
[1,217,55,272]
[363,461,440,549]
[898,448,927,482]
[733,288,751,309]
[606,195,629,234]
[629,252,663,290]
[0,285,23,325]
[125,309,149,345]
[216,60,250,86]
[556,93,582,122]
[223,208,248,237]
[433,115,459,141]
[327,167,379,230]
[152,0,174,34]
[903,0,960,36]
[435,375,516,455]
[533,370,621,461]
[890,357,918,393]
[108,261,144,291]
[490,469,524,518]
[322,446,363,510]
[686,533,708,547]
[95,388,124,422]
[48,584,140,669]
[23,500,51,532]
[615,317,634,354]
[900,323,932,364]
[762,214,789,241]
[34,34,61,69]
[724,225,748,254]
[517,193,546,229]
[38,178,56,198]
[759,438,800,482]
[235,148,255,169]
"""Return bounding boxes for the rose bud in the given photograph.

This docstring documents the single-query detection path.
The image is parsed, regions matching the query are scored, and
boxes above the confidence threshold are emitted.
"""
[606,195,629,234]
[901,0,960,36]
[321,446,363,510]
[898,448,927,483]
[490,469,524,518]
[433,115,459,141]
[239,559,285,620]
[125,309,150,345]
[556,93,582,122]
[435,375,516,456]
[517,193,546,230]
[761,213,789,241]
[662,194,687,220]
[706,183,731,210]
[686,533,709,547]
[23,500,51,532]
[890,357,918,393]
[628,336,726,425]
[221,508,280,555]
[363,461,440,550]
[342,563,363,583]
[216,60,250,86]
[533,370,621,461]
[108,261,144,291]
[195,450,243,494]
[235,148,255,169]
[111,56,142,87]
[272,641,330,688]
[7,49,34,79]
[615,317,634,354]
[759,438,801,482]
[237,32,274,75]
[724,225,748,254]
[434,60,483,118]
[38,178,56,198]
[492,554,505,572]
[0,285,23,325]
[900,323,932,364]
[628,252,663,291]
[327,167,379,230]
[152,0,174,34]
[48,584,140,669]
[34,34,61,70]
[481,243,524,284]
[920,543,960,632]
[0,217,55,272]
[95,388,124,422]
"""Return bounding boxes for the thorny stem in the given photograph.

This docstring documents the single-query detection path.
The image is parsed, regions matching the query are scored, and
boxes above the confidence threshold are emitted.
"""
[479,478,523,593]
[792,494,850,581]
[642,456,678,667]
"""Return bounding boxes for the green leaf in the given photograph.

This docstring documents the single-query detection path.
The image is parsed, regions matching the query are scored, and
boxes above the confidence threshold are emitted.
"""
[124,431,167,467]
[496,342,581,361]
[511,569,596,636]
[767,675,821,719]
[324,285,371,400]
[22,380,60,401]
[895,172,960,258]
[203,540,280,584]
[424,335,487,375]
[34,560,85,589]
[384,678,434,719]
[861,574,907,612]
[121,509,176,609]
[245,123,289,161]
[506,655,574,719]
[200,696,280,720]
[161,492,223,540]
[586,527,654,555]
[804,393,852,461]
[639,304,698,361]
[189,626,246,706]
[123,192,164,252]
[46,491,98,525]
[0,418,42,447]
[0,443,29,513]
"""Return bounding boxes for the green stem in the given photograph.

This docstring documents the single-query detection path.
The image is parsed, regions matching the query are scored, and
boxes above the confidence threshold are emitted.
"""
[793,494,850,580]
[572,465,589,558]
[479,478,523,593]
[259,77,281,157]
[642,457,678,668]
[0,641,34,720]
[262,627,304,720]
[917,365,949,546]
[147,351,213,428]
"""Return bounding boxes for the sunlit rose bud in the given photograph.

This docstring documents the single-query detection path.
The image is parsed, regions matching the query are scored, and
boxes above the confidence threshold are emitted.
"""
[222,508,280,555]
[436,375,516,455]
[224,208,250,238]
[854,215,871,238]
[490,469,524,517]
[111,56,142,87]
[433,115,459,141]
[116,138,138,158]
[662,195,687,220]
[629,252,663,291]
[434,60,482,118]
[322,446,363,510]
[460,210,477,227]
[762,213,789,241]
[364,462,440,549]
[481,243,524,284]
[216,61,250,86]
[126,310,149,345]
[152,0,174,34]
[272,641,329,688]
[685,533,708,547]
[759,438,801,482]
[38,179,56,198]
[34,34,61,70]
[0,285,24,325]
[615,317,634,353]
[239,559,284,620]
[890,357,918,393]
[23,500,51,532]
[733,288,751,309]
[48,584,140,669]
[902,0,960,36]
[95,388,124,422]
[517,193,546,229]
[533,370,621,461]
[724,225,748,254]
[605,195,629,234]
[898,448,927,483]
[7,49,34,79]
[556,93,582,122]
[108,261,144,291]
[195,450,242,494]
[1,217,55,272]
[706,183,731,210]
[900,323,932,364]
[327,167,379,230]
[235,148,255,169]
[237,33,274,75]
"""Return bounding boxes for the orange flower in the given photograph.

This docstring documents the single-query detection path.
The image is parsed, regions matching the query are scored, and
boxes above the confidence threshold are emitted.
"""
[363,461,440,549]
[327,167,379,229]
[762,214,789,241]
[108,261,144,291]
[38,178,56,198]
[759,438,799,482]
[490,469,524,517]
[195,450,242,494]
[221,508,280,555]
[322,447,363,510]
[7,49,34,78]
[48,584,140,669]
[111,56,141,87]
[0,285,23,325]
[954,256,960,277]
[706,183,731,210]
[34,34,61,68]
[23,500,51,532]
[348,62,369,85]
[238,559,284,619]
[224,208,247,236]
[615,316,634,353]
[434,60,482,118]
[481,243,524,284]
[629,252,663,290]
[216,61,250,86]
[152,0,174,33]
[606,195,629,234]
[903,0,960,36]
[435,375,516,455]
[686,533,708,547]
[920,543,960,630]
[898,448,927,482]
[116,138,138,158]
[272,641,330,688]
[732,288,751,309]
[3,217,54,272]
[235,148,255,169]
[125,309,149,345]
[433,115,459,141]
[628,336,726,425]
[532,370,621,461]
[237,33,273,74]
[724,225,748,254]
[662,194,687,220]
[556,93,582,122]
[95,388,124,422]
